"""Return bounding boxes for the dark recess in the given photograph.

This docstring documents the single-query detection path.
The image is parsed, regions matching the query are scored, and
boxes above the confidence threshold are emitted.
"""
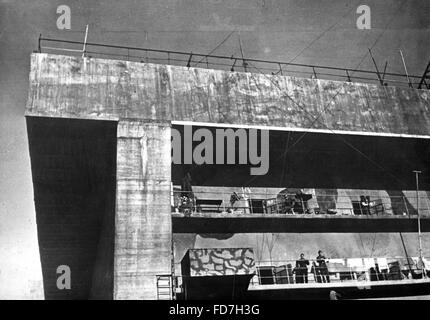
[172,124,430,190]
[26,116,117,299]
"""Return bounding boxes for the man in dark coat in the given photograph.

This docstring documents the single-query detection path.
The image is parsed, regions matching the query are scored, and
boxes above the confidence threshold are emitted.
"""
[180,172,195,216]
[316,250,330,283]
[295,253,310,283]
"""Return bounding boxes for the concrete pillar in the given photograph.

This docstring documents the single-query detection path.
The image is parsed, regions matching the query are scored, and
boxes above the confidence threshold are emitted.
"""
[114,120,172,300]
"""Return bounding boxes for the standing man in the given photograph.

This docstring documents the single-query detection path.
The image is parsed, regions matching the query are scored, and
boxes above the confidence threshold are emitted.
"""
[316,250,330,283]
[180,172,195,216]
[295,253,310,283]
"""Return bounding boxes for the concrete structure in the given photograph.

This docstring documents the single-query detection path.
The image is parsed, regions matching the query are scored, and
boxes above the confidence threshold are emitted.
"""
[115,120,171,299]
[26,53,430,299]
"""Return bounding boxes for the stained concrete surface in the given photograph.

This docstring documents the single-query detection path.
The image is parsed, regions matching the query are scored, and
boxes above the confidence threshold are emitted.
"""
[114,120,172,299]
[27,53,430,137]
[25,53,430,299]
[2,0,430,300]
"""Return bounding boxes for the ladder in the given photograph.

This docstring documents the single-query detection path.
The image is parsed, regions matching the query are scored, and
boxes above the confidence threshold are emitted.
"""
[156,275,173,300]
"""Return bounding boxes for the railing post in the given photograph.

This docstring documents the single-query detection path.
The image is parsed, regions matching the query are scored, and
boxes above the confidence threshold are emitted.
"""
[222,189,226,213]
[413,170,426,278]
[312,67,318,79]
[346,69,351,82]
[231,56,237,72]
[402,196,410,217]
[186,52,193,68]
[265,189,268,215]
[38,34,42,53]
[368,48,385,86]
[82,25,89,59]
[400,50,413,88]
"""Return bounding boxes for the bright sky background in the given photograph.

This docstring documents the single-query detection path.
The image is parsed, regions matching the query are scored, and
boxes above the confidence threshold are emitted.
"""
[0,0,429,298]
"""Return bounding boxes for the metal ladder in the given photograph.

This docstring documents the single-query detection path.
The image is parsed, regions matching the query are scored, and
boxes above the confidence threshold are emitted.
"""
[156,275,173,300]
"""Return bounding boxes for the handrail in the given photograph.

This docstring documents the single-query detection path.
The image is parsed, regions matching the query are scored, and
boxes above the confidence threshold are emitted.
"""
[173,256,430,265]
[171,189,429,198]
[248,255,429,285]
[169,256,428,289]
[37,36,425,89]
[171,189,430,216]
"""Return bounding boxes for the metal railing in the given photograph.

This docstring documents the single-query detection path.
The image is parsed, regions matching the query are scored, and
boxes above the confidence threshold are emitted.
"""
[37,36,426,89]
[171,189,430,217]
[248,257,429,286]
[166,256,428,297]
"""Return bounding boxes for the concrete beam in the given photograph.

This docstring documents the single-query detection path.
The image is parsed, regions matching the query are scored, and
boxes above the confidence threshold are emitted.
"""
[26,53,430,137]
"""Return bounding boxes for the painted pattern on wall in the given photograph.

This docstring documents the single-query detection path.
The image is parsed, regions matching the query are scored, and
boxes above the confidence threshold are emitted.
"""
[181,248,256,277]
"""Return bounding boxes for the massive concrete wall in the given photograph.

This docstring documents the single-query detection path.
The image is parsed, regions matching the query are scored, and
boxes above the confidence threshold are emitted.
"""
[26,53,430,137]
[115,120,171,299]
[26,53,430,299]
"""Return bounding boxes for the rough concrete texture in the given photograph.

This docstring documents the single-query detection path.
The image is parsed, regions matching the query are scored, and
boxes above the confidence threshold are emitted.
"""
[115,120,171,300]
[26,54,430,136]
[25,53,430,299]
[181,248,255,277]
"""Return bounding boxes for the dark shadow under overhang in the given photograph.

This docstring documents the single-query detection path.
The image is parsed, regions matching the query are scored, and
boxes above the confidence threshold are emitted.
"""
[172,124,430,190]
[172,213,430,233]
[26,116,117,299]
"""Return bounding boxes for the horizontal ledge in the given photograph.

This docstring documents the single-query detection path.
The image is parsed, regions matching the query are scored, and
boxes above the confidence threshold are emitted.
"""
[171,213,430,233]
[24,117,430,140]
[245,278,430,299]
[249,278,430,291]
[25,112,120,122]
[172,120,430,139]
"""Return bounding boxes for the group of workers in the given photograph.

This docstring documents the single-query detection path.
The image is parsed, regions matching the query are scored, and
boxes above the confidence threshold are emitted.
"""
[178,172,382,217]
[178,175,316,215]
[276,189,314,214]
[294,251,330,284]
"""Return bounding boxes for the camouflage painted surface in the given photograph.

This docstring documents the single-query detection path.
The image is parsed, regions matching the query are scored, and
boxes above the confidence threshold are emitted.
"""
[181,248,255,277]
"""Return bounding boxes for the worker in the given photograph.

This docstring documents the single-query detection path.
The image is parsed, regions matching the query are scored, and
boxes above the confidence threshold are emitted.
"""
[295,253,310,283]
[316,250,330,283]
